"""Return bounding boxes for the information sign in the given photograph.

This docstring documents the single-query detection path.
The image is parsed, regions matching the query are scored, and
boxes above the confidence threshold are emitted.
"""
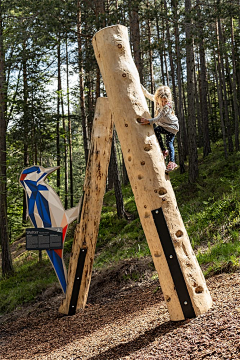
[26,228,63,250]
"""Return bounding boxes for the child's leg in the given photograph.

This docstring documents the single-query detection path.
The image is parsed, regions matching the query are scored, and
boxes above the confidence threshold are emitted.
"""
[154,126,166,151]
[166,132,176,162]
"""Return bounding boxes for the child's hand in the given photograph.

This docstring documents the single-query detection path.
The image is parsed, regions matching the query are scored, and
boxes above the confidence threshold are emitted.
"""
[138,117,150,125]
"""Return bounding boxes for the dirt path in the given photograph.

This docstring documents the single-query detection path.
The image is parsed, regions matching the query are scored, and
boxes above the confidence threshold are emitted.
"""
[0,267,240,360]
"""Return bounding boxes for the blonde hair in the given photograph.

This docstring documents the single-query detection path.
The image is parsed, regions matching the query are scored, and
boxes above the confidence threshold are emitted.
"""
[154,85,173,109]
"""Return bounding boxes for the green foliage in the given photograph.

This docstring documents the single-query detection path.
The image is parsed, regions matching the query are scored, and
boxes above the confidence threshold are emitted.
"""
[170,142,240,275]
[95,141,240,275]
[96,188,149,268]
[197,240,240,277]
[122,271,140,282]
[2,141,240,314]
[0,254,59,314]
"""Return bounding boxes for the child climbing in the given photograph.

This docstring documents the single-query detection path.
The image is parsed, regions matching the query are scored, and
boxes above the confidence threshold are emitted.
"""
[139,85,179,172]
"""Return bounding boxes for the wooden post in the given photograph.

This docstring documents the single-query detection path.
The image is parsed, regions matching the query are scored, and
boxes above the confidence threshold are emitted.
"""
[93,25,212,321]
[59,97,113,315]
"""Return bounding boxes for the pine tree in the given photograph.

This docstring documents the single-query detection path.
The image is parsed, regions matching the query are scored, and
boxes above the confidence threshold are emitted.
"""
[185,0,198,183]
[0,0,13,276]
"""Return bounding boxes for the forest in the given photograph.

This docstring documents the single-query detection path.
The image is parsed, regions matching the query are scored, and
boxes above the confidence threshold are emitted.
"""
[0,0,240,280]
[0,1,240,358]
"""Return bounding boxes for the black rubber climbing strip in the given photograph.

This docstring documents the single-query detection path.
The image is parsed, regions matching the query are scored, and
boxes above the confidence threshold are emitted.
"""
[68,247,87,316]
[152,207,196,319]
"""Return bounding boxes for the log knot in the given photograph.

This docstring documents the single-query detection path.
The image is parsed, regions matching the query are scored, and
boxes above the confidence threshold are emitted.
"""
[195,285,204,294]
[176,230,183,238]
[158,187,167,196]
[165,295,171,302]
[144,144,152,152]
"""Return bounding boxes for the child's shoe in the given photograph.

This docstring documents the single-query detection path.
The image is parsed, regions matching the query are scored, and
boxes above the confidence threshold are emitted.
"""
[162,150,169,159]
[166,161,178,173]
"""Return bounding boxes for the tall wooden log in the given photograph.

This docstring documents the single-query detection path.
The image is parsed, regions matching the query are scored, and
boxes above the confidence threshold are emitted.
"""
[93,25,212,321]
[59,97,113,315]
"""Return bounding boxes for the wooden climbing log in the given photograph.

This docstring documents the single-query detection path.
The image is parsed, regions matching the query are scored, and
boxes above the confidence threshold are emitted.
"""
[59,97,113,315]
[93,24,212,321]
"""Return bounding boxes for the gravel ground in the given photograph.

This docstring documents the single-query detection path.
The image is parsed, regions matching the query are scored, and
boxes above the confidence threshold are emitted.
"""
[0,268,240,360]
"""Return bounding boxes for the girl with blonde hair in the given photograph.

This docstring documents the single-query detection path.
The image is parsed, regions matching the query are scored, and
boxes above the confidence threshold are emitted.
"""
[139,84,179,172]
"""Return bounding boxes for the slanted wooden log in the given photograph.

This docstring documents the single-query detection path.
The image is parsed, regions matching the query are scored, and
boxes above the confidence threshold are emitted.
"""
[59,97,113,315]
[93,24,212,321]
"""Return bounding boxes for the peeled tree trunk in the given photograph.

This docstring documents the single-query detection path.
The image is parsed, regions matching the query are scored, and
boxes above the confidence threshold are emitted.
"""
[59,97,113,315]
[93,25,212,321]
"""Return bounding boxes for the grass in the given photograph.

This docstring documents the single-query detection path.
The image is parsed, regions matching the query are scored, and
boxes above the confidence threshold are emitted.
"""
[95,216,149,268]
[0,254,58,313]
[197,240,240,276]
[1,139,240,314]
[170,142,240,276]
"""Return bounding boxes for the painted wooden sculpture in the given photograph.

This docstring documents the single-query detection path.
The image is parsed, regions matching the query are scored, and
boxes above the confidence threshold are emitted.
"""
[20,165,79,293]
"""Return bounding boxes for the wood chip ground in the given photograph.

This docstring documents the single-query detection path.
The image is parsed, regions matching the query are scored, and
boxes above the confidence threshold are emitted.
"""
[0,271,240,359]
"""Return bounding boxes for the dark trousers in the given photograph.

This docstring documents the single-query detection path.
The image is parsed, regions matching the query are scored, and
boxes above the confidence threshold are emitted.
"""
[154,125,176,162]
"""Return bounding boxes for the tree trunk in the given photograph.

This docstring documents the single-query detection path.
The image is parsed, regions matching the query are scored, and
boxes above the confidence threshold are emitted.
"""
[146,0,155,117]
[0,5,13,276]
[122,155,129,186]
[164,0,175,98]
[199,43,211,156]
[56,40,61,194]
[210,77,218,142]
[62,114,68,210]
[161,12,169,86]
[22,39,28,223]
[95,0,106,99]
[173,0,186,172]
[77,1,89,165]
[58,63,68,209]
[66,38,74,208]
[155,0,165,85]
[164,0,180,166]
[107,164,114,191]
[194,60,202,147]
[185,0,198,183]
[214,49,228,158]
[6,65,21,126]
[164,46,170,87]
[236,16,240,115]
[59,97,113,315]
[93,24,212,321]
[129,0,143,83]
[217,14,233,153]
[230,17,239,151]
[196,0,211,157]
[109,129,125,218]
[181,74,188,153]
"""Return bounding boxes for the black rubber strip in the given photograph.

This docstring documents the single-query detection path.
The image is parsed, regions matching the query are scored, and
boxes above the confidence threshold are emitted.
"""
[152,207,196,319]
[68,248,87,316]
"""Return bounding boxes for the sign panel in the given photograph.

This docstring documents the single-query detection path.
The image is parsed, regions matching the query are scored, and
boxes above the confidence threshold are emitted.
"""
[26,228,63,250]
